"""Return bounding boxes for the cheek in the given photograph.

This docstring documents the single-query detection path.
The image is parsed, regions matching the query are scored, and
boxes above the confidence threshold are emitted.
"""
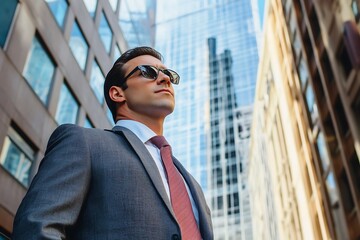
[126,88,151,104]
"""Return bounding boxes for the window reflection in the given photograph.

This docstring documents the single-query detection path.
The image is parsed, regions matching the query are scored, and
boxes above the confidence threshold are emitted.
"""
[0,128,35,187]
[45,0,68,28]
[23,37,55,105]
[69,21,88,70]
[90,60,105,104]
[99,11,113,53]
[0,0,18,47]
[83,0,97,18]
[55,83,79,125]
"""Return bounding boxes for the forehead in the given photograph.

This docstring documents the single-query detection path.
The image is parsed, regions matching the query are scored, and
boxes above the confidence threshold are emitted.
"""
[123,55,166,72]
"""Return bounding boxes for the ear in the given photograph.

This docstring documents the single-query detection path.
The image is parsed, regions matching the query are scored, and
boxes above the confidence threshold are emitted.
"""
[109,86,126,103]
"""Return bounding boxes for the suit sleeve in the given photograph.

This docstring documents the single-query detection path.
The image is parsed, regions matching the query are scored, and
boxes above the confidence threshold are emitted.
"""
[12,124,91,240]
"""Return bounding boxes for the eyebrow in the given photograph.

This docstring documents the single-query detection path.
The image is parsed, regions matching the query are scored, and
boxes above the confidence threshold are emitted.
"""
[152,64,168,69]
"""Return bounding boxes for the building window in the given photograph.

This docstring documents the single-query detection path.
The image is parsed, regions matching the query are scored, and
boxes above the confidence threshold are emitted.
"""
[109,0,118,12]
[55,83,79,125]
[113,44,121,62]
[337,41,352,80]
[333,98,350,137]
[305,84,318,124]
[45,0,68,28]
[325,170,339,206]
[316,131,330,173]
[339,170,355,213]
[352,0,360,22]
[83,0,97,18]
[84,117,94,128]
[297,55,308,88]
[0,127,35,187]
[292,31,302,58]
[320,50,334,83]
[90,60,105,104]
[69,20,88,71]
[23,36,56,105]
[0,0,18,48]
[98,11,113,53]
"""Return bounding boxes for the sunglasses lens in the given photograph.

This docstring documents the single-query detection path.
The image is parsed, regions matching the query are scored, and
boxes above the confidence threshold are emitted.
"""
[164,69,180,84]
[140,66,158,79]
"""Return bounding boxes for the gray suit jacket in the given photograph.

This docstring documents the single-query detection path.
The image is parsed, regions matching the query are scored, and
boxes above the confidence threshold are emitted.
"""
[12,124,213,239]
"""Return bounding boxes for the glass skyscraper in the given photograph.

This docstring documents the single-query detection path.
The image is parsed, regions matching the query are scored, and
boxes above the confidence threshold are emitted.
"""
[155,0,259,239]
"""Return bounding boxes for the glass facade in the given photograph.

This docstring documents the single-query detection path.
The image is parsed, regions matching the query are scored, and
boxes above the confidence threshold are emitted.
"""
[109,0,118,12]
[155,0,259,239]
[69,20,88,71]
[23,37,55,105]
[98,11,113,53]
[83,0,97,18]
[45,0,68,28]
[106,107,114,124]
[84,117,94,128]
[118,0,156,48]
[55,83,79,125]
[0,128,34,187]
[90,60,105,105]
[113,44,121,62]
[0,0,18,47]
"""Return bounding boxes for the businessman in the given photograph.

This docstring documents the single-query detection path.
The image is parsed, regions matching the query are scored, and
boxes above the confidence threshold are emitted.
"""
[12,46,213,239]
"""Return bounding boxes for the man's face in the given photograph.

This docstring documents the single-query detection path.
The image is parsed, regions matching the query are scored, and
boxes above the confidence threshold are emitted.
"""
[121,55,175,119]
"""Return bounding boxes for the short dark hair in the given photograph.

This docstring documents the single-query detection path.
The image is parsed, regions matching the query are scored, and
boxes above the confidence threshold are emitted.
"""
[104,46,163,123]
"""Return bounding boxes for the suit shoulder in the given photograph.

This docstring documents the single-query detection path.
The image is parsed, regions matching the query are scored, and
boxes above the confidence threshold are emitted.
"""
[46,124,111,150]
[52,124,110,136]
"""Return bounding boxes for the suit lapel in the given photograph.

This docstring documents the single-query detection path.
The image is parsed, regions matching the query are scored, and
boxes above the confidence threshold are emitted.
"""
[110,126,175,218]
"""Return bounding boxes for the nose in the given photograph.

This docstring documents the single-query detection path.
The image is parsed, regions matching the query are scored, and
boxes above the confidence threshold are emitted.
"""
[157,70,171,86]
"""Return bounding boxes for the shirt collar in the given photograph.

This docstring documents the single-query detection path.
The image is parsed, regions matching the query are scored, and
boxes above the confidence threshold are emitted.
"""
[115,120,156,144]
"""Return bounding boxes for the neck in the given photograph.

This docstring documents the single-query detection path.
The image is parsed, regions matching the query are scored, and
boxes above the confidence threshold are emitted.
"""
[117,114,165,135]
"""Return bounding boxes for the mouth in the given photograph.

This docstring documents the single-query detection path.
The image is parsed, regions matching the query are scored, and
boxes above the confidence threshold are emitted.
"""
[155,89,173,96]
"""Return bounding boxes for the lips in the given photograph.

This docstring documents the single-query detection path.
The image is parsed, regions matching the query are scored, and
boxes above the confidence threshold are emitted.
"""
[155,89,173,96]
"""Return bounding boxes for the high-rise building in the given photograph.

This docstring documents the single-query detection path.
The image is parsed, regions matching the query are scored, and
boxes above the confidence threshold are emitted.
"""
[249,0,360,239]
[0,0,128,237]
[118,0,157,48]
[155,0,259,239]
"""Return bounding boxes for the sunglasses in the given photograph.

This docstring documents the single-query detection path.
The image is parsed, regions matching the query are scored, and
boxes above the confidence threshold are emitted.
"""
[122,65,180,85]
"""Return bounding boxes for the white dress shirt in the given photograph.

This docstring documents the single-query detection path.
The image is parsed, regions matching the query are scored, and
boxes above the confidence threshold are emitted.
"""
[116,120,200,225]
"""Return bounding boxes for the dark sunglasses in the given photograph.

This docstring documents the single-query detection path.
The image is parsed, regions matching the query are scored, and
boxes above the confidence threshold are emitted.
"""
[122,65,180,85]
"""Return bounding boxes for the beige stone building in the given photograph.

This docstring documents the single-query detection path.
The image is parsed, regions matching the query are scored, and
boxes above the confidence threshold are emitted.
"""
[249,0,360,239]
[0,0,129,237]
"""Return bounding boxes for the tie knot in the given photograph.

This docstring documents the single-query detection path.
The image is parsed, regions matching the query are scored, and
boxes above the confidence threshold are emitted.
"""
[150,136,169,149]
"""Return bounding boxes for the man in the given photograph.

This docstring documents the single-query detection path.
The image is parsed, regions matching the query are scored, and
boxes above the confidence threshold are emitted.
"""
[12,47,213,239]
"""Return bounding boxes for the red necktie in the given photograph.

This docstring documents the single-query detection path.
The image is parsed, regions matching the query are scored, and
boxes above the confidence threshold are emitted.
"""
[150,136,202,240]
